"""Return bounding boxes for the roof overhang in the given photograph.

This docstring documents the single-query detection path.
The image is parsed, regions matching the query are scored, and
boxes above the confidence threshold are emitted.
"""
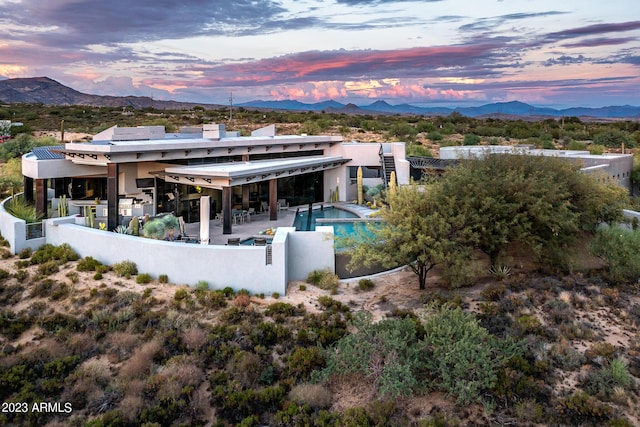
[58,134,343,165]
[151,156,350,189]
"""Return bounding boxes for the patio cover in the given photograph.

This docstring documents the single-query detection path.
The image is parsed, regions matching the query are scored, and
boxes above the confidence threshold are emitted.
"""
[151,155,349,189]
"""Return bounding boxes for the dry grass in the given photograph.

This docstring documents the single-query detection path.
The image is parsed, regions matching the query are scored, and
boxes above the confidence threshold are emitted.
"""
[182,326,207,352]
[119,338,163,379]
[289,383,333,409]
[106,332,142,362]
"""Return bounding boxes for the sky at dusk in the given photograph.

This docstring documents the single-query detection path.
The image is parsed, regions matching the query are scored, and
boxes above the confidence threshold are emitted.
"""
[0,0,639,108]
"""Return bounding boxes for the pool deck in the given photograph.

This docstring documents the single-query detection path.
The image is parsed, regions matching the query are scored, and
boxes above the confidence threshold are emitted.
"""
[181,203,377,245]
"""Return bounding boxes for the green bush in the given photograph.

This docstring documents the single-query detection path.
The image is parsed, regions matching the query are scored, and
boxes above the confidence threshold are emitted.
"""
[112,260,137,278]
[314,312,423,397]
[17,247,32,259]
[591,225,640,282]
[357,278,375,291]
[30,243,79,265]
[422,303,521,404]
[77,256,103,272]
[265,302,299,319]
[136,273,152,284]
[158,274,169,284]
[463,133,481,146]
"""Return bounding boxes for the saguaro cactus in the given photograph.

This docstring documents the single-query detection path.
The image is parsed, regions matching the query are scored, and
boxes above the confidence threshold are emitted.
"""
[389,171,397,195]
[357,166,363,205]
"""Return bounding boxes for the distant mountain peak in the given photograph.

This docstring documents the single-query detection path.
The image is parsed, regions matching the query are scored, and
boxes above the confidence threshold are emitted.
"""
[1,76,639,119]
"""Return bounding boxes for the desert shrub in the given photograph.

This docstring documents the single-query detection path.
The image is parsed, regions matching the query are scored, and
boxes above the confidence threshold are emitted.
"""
[556,391,614,423]
[93,272,102,280]
[227,351,262,388]
[463,133,481,145]
[306,268,339,293]
[255,322,292,346]
[77,256,103,272]
[357,278,375,291]
[17,247,32,259]
[233,293,251,307]
[316,295,350,313]
[37,260,59,276]
[549,340,585,370]
[13,269,28,283]
[585,342,619,363]
[65,271,79,284]
[30,243,79,265]
[136,273,152,284]
[265,302,299,320]
[287,346,325,379]
[158,274,169,284]
[271,292,280,299]
[481,283,507,301]
[30,278,56,298]
[211,384,286,422]
[195,289,227,309]
[314,312,423,397]
[583,358,633,399]
[422,303,522,404]
[95,264,109,274]
[112,260,137,278]
[288,384,332,409]
[591,225,640,282]
[173,288,191,301]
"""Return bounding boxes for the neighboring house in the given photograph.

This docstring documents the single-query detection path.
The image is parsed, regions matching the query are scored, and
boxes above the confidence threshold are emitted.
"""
[21,123,410,234]
[438,145,633,191]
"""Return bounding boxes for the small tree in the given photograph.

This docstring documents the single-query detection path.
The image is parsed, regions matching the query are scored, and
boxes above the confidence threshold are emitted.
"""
[344,182,472,290]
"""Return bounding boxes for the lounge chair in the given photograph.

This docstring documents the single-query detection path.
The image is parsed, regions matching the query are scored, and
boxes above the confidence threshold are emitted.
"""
[254,237,267,246]
[260,201,269,212]
[227,237,240,246]
[278,199,289,211]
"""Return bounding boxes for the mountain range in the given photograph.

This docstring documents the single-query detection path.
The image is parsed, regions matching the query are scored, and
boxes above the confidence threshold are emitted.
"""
[1,77,639,119]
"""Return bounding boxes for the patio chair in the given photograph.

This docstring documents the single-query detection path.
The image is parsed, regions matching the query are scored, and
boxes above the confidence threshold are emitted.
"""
[227,237,240,246]
[260,201,269,212]
[254,237,267,246]
[278,199,289,211]
[178,217,199,243]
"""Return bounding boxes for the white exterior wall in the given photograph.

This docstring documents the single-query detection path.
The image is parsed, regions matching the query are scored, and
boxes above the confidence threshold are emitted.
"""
[0,196,46,254]
[45,218,287,295]
[22,154,106,179]
[33,219,335,295]
[283,226,335,281]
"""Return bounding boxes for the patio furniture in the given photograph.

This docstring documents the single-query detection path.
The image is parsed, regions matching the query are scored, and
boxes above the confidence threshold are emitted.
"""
[178,217,199,243]
[227,237,240,245]
[278,199,289,211]
[254,237,267,246]
[261,201,269,212]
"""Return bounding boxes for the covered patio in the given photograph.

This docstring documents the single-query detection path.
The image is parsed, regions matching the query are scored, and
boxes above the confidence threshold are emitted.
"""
[180,206,298,245]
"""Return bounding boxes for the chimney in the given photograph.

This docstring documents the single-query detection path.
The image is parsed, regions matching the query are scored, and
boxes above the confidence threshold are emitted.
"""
[203,123,226,140]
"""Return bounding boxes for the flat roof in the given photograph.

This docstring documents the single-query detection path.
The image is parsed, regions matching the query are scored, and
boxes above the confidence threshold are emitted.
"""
[155,156,349,188]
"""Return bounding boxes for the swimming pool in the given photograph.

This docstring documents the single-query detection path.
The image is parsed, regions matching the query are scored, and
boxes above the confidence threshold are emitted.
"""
[292,206,382,241]
[292,206,359,232]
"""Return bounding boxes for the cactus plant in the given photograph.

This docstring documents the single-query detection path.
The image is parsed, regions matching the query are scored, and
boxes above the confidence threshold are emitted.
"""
[57,195,68,217]
[129,216,140,236]
[357,166,363,205]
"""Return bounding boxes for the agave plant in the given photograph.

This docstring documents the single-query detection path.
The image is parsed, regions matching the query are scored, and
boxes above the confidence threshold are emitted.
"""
[4,195,43,223]
[113,225,130,234]
[489,264,512,279]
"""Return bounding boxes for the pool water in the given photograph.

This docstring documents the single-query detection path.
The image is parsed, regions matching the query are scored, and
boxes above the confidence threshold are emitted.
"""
[292,207,358,232]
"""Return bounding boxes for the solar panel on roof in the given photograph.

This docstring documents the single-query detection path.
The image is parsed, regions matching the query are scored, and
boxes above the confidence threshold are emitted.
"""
[31,146,65,160]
